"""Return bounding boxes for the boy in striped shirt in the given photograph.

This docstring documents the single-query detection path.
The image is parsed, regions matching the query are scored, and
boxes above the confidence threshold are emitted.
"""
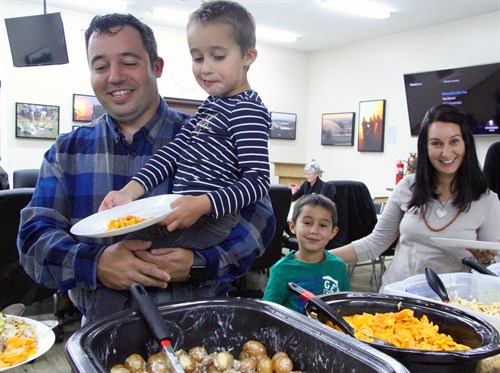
[100,1,271,250]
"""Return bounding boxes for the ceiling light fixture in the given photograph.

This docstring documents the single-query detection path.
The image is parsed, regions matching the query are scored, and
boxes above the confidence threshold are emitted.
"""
[320,0,391,19]
[151,7,190,26]
[257,26,299,43]
[60,0,127,12]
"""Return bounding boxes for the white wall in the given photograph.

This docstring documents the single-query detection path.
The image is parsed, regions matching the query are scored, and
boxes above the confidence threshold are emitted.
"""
[0,1,310,181]
[1,2,499,197]
[305,12,500,196]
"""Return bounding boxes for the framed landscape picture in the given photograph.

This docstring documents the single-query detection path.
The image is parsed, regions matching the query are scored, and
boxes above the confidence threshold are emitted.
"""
[16,102,60,139]
[357,99,386,152]
[73,94,104,122]
[321,112,355,146]
[270,112,297,140]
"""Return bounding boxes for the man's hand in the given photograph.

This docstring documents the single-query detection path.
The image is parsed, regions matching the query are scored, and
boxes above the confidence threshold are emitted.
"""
[135,247,194,282]
[97,240,171,290]
[161,195,211,231]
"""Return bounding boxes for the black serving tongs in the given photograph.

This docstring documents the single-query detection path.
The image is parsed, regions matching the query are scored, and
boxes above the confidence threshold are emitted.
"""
[287,282,394,347]
[424,267,451,303]
[461,257,498,277]
[130,283,185,373]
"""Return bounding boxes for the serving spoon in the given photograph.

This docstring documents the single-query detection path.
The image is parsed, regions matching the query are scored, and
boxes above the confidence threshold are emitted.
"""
[287,282,395,347]
[461,257,498,277]
[1,303,25,316]
[424,267,450,303]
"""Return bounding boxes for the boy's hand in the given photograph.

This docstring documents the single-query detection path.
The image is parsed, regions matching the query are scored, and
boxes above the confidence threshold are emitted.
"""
[99,190,132,211]
[161,195,211,231]
[98,180,145,211]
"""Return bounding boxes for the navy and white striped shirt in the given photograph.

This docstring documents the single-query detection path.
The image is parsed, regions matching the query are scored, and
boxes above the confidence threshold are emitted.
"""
[133,91,271,218]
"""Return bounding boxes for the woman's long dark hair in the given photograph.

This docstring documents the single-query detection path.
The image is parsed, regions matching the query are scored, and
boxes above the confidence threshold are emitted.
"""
[408,104,488,213]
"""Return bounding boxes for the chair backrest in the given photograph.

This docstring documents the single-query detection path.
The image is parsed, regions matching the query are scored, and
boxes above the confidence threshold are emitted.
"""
[321,180,378,249]
[251,184,292,271]
[0,188,55,309]
[13,168,39,189]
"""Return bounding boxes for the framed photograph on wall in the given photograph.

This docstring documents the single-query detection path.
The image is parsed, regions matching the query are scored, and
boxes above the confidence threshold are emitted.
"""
[73,94,104,122]
[16,102,60,139]
[270,111,297,140]
[164,97,203,116]
[321,112,355,146]
[357,99,386,152]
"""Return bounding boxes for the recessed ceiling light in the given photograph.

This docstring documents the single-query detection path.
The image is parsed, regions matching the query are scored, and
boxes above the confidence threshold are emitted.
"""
[320,0,391,19]
[257,27,299,43]
[60,0,127,12]
[151,7,190,26]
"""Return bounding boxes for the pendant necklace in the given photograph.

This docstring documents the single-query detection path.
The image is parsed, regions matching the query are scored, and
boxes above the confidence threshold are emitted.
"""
[435,198,451,219]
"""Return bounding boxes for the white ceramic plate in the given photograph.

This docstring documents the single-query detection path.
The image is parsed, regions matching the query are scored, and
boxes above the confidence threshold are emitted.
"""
[70,194,180,238]
[0,315,56,372]
[431,237,500,251]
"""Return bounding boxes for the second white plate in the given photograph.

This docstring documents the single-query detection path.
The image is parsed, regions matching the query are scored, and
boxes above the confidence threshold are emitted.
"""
[431,237,500,251]
[70,194,180,238]
[0,315,55,372]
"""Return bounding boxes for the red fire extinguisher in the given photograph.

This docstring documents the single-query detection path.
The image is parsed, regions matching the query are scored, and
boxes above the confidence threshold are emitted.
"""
[395,160,404,184]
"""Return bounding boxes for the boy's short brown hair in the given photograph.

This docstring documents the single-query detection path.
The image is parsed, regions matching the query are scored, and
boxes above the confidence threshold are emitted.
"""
[291,194,338,228]
[188,0,256,54]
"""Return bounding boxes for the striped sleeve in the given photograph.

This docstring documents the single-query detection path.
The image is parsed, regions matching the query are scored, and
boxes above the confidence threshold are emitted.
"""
[132,119,195,192]
[207,94,271,218]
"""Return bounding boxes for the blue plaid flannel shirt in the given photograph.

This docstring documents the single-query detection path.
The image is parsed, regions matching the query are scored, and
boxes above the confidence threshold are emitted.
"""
[17,98,275,316]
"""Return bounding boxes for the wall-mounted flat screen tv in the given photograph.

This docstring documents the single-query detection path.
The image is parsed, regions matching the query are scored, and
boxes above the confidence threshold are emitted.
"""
[404,63,499,136]
[5,12,69,67]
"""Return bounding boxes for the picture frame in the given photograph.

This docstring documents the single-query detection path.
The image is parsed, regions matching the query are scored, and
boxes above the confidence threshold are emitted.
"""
[73,94,104,122]
[321,112,355,146]
[16,102,60,140]
[357,99,386,152]
[270,111,297,140]
[164,97,203,116]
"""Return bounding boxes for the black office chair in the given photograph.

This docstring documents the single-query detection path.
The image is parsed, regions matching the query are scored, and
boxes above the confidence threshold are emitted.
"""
[233,184,292,297]
[321,180,396,289]
[0,188,81,341]
[321,180,378,249]
[13,169,39,189]
[0,188,55,309]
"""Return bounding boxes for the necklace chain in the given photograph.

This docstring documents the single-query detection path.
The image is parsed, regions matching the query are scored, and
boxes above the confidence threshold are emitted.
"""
[423,207,463,232]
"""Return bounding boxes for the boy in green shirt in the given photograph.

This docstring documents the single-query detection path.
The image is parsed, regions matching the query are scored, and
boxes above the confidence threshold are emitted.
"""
[263,194,350,313]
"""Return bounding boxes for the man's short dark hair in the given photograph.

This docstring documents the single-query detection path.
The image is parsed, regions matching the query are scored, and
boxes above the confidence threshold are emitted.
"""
[85,13,158,68]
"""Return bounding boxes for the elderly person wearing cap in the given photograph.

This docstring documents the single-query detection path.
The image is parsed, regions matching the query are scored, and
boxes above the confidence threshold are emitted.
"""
[292,160,324,202]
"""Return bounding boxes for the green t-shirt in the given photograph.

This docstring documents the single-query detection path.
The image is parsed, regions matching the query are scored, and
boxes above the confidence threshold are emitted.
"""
[263,251,351,313]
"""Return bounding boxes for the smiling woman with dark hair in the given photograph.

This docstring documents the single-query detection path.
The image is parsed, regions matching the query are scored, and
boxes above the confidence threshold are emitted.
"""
[330,104,500,289]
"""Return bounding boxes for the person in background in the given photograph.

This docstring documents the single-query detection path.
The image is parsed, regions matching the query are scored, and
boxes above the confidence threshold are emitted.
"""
[100,0,271,253]
[291,160,324,202]
[0,164,9,190]
[263,194,350,313]
[483,141,500,200]
[330,104,499,290]
[17,13,274,324]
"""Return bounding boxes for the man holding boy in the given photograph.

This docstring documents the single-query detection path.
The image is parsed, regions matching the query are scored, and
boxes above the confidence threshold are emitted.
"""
[17,11,274,324]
